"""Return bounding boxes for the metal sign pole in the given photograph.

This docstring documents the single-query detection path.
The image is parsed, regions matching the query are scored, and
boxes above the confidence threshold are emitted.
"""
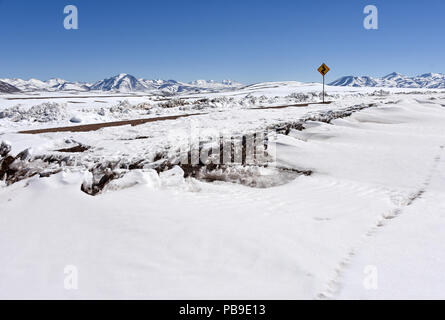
[323,75,325,103]
[317,63,330,104]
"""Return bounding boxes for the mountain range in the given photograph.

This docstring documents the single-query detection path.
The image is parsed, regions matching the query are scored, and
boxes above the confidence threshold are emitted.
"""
[0,74,243,94]
[329,72,445,89]
[2,72,445,94]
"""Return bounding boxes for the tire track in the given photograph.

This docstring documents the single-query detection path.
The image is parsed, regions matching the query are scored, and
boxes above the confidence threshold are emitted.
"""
[316,144,445,299]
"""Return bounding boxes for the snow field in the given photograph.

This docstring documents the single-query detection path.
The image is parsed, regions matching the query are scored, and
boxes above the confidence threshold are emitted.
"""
[1,92,445,299]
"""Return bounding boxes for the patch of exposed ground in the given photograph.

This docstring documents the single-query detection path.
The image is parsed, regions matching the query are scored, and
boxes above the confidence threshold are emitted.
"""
[55,145,90,153]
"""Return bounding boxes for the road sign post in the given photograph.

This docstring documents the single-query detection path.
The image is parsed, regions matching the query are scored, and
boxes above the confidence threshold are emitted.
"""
[317,63,330,103]
[323,74,325,103]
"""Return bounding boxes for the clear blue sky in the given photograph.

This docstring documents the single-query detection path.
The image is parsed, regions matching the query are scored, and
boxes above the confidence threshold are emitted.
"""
[0,0,444,84]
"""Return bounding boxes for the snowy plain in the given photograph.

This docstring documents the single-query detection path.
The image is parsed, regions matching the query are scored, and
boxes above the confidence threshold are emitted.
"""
[1,82,445,299]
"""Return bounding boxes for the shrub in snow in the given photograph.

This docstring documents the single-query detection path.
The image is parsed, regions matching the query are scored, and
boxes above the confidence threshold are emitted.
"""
[189,97,236,110]
[244,94,258,105]
[106,100,152,114]
[98,108,106,116]
[158,99,188,108]
[258,95,269,103]
[135,102,153,110]
[0,141,12,158]
[268,96,279,104]
[286,92,311,102]
[285,92,340,103]
[0,103,68,122]
[371,89,390,96]
[109,100,132,114]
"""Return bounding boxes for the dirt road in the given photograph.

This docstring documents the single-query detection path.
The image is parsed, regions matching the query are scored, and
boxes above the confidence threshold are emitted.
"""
[19,101,332,134]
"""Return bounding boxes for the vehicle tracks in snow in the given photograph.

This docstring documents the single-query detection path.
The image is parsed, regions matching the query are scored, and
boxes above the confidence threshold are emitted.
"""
[316,144,445,299]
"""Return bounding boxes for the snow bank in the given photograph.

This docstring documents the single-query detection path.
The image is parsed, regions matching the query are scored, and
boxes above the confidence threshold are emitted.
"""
[104,169,161,192]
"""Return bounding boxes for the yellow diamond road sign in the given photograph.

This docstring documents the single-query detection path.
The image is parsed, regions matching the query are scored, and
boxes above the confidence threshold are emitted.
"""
[318,63,330,76]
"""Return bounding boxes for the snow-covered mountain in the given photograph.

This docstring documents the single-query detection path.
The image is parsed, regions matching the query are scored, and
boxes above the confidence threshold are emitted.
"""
[46,78,90,92]
[0,78,90,92]
[90,74,149,92]
[0,81,20,93]
[90,74,243,93]
[0,74,243,94]
[330,72,445,89]
[0,78,48,91]
[57,82,90,91]
[328,76,378,87]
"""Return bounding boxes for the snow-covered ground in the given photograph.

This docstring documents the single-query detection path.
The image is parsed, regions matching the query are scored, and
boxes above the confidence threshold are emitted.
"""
[1,82,445,299]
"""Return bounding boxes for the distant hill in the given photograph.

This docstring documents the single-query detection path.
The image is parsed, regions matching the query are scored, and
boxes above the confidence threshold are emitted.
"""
[329,72,445,89]
[0,81,20,93]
